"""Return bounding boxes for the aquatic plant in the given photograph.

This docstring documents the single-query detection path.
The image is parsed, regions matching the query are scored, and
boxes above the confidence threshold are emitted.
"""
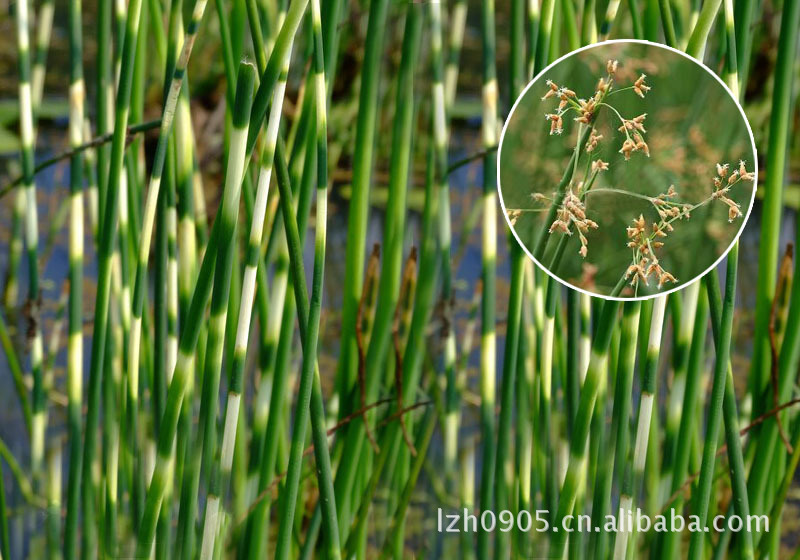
[0,0,797,559]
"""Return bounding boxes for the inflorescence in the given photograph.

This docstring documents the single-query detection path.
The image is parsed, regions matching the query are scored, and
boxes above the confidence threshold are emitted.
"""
[507,59,757,293]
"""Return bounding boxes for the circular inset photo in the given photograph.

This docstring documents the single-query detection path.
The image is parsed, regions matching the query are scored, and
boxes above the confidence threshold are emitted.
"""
[498,40,757,300]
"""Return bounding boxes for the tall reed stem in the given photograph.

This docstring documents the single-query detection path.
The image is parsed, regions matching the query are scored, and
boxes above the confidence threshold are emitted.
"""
[477,0,499,555]
[550,299,620,557]
[687,244,739,558]
[135,62,254,557]
[64,0,85,556]
[746,0,799,437]
[80,0,143,552]
[15,0,46,489]
[614,295,666,559]
[334,0,389,416]
[272,14,342,546]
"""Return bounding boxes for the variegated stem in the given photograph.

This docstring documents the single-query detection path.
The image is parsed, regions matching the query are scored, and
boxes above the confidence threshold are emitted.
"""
[445,0,467,110]
[199,34,294,560]
[613,295,667,560]
[706,263,754,560]
[103,281,122,555]
[176,85,198,318]
[80,0,144,549]
[275,0,341,555]
[535,0,556,71]
[722,0,740,96]
[246,132,314,560]
[128,0,209,424]
[579,292,592,380]
[581,0,598,44]
[15,0,46,492]
[165,156,178,382]
[82,120,99,237]
[135,62,254,558]
[549,300,620,558]
[4,0,52,311]
[477,0,498,555]
[661,286,709,560]
[94,0,113,223]
[64,1,85,556]
[430,0,459,493]
[590,302,641,560]
[31,0,54,124]
[662,282,700,499]
[45,443,61,559]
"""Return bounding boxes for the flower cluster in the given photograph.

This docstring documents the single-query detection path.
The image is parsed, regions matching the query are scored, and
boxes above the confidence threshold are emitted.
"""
[624,214,677,288]
[586,129,603,152]
[633,74,651,98]
[542,80,577,134]
[711,160,755,222]
[528,60,754,294]
[548,188,598,258]
[542,59,652,166]
[651,185,692,221]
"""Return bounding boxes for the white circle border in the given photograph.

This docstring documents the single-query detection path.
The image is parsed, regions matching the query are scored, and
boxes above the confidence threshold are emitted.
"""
[496,38,759,302]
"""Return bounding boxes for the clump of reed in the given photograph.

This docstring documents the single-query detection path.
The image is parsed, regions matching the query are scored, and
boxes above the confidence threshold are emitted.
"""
[0,0,798,558]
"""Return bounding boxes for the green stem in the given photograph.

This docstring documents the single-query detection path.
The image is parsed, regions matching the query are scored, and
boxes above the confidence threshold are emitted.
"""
[687,244,739,558]
[333,0,389,419]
